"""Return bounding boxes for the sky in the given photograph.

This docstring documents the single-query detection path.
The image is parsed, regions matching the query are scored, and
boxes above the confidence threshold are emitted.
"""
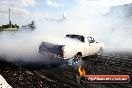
[0,0,75,25]
[0,0,132,25]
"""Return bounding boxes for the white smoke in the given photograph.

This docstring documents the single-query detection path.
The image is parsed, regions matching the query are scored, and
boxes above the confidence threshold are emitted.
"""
[66,0,132,52]
[0,0,132,62]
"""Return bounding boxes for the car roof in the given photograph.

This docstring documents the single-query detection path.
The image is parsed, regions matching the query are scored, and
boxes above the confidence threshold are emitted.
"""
[66,34,84,37]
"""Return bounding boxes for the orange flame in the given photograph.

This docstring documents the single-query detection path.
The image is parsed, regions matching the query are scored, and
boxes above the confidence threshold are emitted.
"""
[78,66,86,76]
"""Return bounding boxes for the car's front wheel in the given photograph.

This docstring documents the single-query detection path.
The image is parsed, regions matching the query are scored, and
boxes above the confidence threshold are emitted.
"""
[97,47,103,56]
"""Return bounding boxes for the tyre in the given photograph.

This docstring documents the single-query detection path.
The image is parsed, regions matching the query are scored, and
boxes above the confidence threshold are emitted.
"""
[73,53,82,64]
[97,47,103,56]
[67,53,82,65]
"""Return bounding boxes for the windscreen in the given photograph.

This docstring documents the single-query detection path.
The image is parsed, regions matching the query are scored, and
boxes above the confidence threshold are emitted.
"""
[66,34,84,42]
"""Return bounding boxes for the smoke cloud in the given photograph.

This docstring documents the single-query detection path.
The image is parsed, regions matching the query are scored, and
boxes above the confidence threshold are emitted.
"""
[0,0,132,63]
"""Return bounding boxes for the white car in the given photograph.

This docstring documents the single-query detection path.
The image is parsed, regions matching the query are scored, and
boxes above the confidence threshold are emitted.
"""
[39,34,104,64]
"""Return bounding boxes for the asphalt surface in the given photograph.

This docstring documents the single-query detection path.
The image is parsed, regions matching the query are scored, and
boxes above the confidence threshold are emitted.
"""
[0,52,132,88]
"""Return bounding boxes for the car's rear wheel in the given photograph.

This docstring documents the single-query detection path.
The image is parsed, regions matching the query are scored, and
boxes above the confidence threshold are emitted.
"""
[73,54,82,63]
[72,53,82,64]
[67,53,82,65]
